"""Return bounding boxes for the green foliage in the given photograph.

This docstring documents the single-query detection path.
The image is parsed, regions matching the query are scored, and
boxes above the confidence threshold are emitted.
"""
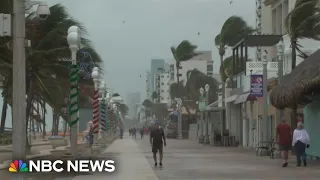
[219,56,233,82]
[112,93,120,97]
[142,99,153,108]
[169,81,187,99]
[151,91,158,100]
[171,40,200,65]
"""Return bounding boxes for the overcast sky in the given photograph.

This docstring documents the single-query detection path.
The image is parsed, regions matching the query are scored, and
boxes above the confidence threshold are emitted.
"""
[48,0,256,99]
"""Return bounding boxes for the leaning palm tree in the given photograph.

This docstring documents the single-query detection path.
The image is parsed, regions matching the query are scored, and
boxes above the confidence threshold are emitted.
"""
[170,40,200,83]
[285,0,320,69]
[0,4,102,149]
[284,0,320,129]
[215,16,254,106]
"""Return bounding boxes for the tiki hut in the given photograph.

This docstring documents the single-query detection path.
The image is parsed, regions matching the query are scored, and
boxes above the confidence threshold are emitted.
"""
[270,50,320,108]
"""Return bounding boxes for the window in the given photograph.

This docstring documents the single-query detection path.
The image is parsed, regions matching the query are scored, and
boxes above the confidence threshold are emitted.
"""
[161,97,164,100]
[207,65,213,71]
[161,75,164,78]
[161,83,164,85]
[161,90,164,92]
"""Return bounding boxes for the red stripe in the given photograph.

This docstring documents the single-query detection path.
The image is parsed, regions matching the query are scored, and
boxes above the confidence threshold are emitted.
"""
[92,90,99,134]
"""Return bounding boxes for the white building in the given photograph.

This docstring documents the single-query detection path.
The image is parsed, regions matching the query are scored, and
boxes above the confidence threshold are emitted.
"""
[169,51,213,84]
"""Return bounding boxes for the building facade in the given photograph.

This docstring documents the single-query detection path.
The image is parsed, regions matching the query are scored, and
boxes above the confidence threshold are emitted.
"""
[126,92,141,119]
[150,59,165,95]
[154,72,171,106]
[169,51,213,84]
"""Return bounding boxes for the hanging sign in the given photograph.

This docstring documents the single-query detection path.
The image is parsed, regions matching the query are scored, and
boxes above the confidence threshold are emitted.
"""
[250,74,263,97]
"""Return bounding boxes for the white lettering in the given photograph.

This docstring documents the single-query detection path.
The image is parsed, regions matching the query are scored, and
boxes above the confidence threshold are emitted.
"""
[79,160,90,172]
[52,160,64,172]
[67,160,78,172]
[29,160,40,172]
[42,160,52,172]
[104,160,115,172]
[89,160,104,172]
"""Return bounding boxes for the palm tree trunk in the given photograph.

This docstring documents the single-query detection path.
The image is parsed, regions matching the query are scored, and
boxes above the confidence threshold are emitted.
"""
[42,101,46,138]
[220,55,225,108]
[176,62,180,83]
[63,120,67,138]
[0,97,8,134]
[25,77,34,153]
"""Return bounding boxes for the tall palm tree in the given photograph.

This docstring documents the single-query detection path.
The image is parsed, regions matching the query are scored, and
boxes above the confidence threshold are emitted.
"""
[171,40,200,83]
[0,4,102,147]
[284,0,320,129]
[142,99,153,121]
[215,16,254,106]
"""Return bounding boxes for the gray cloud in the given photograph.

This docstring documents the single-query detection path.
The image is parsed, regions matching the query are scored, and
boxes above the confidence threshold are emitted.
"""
[48,0,255,98]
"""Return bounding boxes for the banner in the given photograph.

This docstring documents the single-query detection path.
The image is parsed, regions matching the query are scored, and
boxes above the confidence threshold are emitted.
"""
[250,74,263,97]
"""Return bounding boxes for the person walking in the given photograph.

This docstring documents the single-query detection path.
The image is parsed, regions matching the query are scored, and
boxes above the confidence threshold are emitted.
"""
[140,128,144,139]
[150,123,166,167]
[292,122,310,167]
[276,118,292,167]
[132,127,137,139]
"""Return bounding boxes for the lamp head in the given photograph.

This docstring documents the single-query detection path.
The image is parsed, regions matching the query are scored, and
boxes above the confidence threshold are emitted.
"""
[199,87,204,95]
[36,2,50,20]
[68,26,80,34]
[276,40,284,54]
[205,84,209,91]
[67,32,80,47]
[262,52,268,64]
[91,67,99,79]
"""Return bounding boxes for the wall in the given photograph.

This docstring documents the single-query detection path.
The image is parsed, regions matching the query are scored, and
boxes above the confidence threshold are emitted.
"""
[304,97,320,157]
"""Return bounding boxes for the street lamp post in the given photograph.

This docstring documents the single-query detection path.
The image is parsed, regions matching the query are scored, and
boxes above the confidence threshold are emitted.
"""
[198,87,204,144]
[11,1,50,174]
[91,67,100,155]
[176,98,183,139]
[204,84,210,144]
[277,39,285,124]
[67,26,81,158]
[262,52,268,141]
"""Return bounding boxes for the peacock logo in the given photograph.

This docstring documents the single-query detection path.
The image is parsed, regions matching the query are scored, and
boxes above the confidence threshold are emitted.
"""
[8,160,29,172]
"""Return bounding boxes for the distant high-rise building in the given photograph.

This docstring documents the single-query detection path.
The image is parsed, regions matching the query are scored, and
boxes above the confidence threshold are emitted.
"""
[126,92,141,118]
[147,59,165,99]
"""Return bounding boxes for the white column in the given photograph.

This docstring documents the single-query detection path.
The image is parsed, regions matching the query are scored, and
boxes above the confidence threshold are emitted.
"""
[242,103,248,147]
[249,102,254,147]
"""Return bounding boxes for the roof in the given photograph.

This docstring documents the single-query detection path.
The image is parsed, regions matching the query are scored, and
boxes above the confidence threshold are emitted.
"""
[270,49,320,108]
[232,34,283,49]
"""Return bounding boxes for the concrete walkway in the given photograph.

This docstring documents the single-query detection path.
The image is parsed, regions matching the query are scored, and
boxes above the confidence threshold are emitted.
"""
[73,135,159,180]
[137,137,320,180]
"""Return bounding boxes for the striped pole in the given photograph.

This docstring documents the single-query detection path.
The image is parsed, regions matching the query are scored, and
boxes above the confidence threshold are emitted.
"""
[100,99,106,131]
[106,106,110,131]
[109,108,114,135]
[92,90,99,134]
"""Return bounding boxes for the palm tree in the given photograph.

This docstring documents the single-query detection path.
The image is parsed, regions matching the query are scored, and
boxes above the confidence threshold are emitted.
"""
[142,99,153,121]
[169,81,187,99]
[284,0,320,129]
[215,16,254,106]
[170,40,200,83]
[0,4,102,147]
[185,69,219,103]
[151,91,158,103]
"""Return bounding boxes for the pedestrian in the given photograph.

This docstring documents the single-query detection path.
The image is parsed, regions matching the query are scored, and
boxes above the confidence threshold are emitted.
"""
[129,128,132,136]
[140,128,144,139]
[150,123,166,167]
[276,118,292,167]
[292,122,310,167]
[132,127,136,139]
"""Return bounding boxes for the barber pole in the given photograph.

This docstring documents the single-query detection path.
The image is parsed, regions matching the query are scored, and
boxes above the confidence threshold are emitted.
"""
[92,90,99,134]
[100,99,106,131]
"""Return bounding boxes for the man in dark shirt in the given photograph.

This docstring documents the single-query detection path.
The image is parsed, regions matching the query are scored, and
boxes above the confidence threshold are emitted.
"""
[276,118,292,167]
[150,123,166,167]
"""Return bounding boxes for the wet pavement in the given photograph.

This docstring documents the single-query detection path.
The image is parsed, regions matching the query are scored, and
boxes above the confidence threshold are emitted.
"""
[136,137,320,180]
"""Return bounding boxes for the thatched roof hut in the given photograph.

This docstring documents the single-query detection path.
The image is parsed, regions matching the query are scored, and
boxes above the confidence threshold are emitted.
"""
[270,50,320,109]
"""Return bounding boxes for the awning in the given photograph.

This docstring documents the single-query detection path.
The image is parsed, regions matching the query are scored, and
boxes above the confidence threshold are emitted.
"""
[234,92,251,104]
[207,99,222,107]
[225,95,238,103]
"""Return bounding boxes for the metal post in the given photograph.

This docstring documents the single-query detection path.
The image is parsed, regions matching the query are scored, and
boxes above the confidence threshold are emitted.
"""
[277,40,284,124]
[12,1,26,180]
[177,98,183,139]
[262,61,268,141]
[204,88,209,144]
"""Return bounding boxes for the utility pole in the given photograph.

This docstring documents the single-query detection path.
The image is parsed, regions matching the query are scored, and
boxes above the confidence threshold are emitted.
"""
[12,0,26,180]
[262,52,268,141]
